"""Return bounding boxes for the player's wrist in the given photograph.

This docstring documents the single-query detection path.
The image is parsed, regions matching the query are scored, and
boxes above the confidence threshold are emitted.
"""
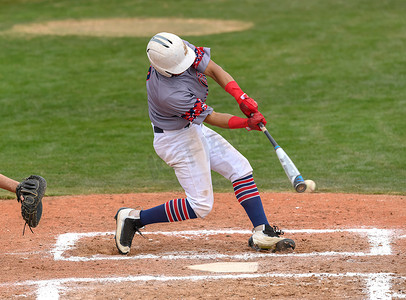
[228,116,248,129]
[225,81,247,104]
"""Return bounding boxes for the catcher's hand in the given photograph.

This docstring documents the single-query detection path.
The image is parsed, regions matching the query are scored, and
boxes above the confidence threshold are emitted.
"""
[16,175,47,230]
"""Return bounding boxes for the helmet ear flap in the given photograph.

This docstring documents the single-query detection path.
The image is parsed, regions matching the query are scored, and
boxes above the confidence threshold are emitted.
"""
[146,32,196,77]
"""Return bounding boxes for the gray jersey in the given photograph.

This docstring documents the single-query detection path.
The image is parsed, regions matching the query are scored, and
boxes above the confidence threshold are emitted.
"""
[146,41,214,130]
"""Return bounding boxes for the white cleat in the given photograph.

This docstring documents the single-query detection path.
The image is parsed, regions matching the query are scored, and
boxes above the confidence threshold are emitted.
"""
[114,208,142,255]
[248,224,295,252]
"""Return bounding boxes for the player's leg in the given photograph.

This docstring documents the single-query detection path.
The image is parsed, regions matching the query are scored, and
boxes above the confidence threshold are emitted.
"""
[202,125,295,252]
[150,124,214,219]
[115,125,213,254]
[201,125,268,226]
[115,197,198,255]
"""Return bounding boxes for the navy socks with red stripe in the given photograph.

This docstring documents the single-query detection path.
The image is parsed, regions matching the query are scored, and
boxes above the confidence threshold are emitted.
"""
[232,174,269,227]
[140,198,197,226]
[139,175,267,228]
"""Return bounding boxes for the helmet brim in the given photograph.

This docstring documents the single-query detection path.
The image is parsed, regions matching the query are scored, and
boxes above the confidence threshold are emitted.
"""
[167,44,195,75]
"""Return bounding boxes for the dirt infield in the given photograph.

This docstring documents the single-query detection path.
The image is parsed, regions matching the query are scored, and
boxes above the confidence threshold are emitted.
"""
[1,192,405,299]
[2,18,253,37]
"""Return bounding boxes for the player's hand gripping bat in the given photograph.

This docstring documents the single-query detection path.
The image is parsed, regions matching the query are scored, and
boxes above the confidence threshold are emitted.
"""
[259,123,306,193]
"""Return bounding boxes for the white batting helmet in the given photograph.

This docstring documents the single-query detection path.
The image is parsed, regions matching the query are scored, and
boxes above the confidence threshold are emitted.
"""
[146,32,196,77]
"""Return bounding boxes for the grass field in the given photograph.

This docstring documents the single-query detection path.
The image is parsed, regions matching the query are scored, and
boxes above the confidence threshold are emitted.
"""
[0,0,405,197]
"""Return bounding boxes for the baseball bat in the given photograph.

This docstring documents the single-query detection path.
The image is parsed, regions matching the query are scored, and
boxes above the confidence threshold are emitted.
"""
[259,123,306,193]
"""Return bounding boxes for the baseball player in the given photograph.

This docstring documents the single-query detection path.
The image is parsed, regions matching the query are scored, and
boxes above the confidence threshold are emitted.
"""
[115,32,295,254]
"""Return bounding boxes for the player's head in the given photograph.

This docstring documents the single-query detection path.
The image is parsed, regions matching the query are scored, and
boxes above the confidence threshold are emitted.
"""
[146,32,196,77]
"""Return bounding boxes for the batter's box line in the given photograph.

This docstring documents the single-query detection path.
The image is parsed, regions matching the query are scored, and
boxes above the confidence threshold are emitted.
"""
[4,272,406,300]
[51,228,393,262]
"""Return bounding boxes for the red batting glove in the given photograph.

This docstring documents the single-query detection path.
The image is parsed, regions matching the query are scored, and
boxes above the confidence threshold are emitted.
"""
[247,112,267,131]
[225,81,259,117]
[239,97,258,117]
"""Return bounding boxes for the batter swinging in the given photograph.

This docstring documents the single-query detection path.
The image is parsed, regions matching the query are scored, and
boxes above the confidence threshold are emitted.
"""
[115,32,295,254]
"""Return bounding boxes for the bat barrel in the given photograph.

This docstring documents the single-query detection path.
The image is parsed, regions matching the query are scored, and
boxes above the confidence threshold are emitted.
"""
[293,175,306,193]
[260,122,306,193]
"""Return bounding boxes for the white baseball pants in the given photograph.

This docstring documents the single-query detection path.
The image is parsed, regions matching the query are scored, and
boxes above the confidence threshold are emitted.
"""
[153,123,252,218]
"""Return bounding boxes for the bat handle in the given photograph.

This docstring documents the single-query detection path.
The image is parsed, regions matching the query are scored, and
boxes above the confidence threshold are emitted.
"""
[258,122,279,149]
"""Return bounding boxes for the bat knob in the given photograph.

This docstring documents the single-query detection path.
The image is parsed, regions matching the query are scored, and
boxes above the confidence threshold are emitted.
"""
[293,176,307,193]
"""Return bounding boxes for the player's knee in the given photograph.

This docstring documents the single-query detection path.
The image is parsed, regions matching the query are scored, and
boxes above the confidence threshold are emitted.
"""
[188,194,214,218]
[193,203,213,218]
[230,158,253,183]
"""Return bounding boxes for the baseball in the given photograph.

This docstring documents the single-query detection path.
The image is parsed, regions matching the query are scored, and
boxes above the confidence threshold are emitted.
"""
[304,180,316,192]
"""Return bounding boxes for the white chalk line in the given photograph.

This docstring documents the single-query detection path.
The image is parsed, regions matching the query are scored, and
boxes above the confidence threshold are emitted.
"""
[4,228,404,300]
[51,228,394,262]
[4,272,406,300]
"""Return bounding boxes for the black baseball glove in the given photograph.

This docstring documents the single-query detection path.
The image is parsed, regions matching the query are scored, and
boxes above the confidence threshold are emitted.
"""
[16,175,47,232]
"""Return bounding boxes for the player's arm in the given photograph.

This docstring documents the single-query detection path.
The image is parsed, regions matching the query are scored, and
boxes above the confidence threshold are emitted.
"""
[204,60,259,118]
[204,111,233,128]
[0,174,19,193]
[204,111,266,131]
[204,60,234,88]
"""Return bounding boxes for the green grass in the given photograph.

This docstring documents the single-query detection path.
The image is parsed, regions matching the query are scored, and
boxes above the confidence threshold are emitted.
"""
[0,0,405,197]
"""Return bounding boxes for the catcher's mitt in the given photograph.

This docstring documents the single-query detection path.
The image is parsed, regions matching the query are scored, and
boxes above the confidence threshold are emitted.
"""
[16,175,47,232]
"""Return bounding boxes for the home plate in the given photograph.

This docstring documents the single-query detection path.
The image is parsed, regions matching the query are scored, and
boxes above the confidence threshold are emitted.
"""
[187,262,258,273]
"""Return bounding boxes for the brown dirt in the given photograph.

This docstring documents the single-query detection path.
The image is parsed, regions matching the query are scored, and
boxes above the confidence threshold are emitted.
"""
[2,18,254,37]
[0,192,405,299]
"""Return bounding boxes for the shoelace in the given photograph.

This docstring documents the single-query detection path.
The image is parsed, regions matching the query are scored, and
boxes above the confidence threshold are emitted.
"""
[134,227,145,238]
[22,222,34,235]
[264,225,284,237]
[132,206,146,239]
[133,218,146,239]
